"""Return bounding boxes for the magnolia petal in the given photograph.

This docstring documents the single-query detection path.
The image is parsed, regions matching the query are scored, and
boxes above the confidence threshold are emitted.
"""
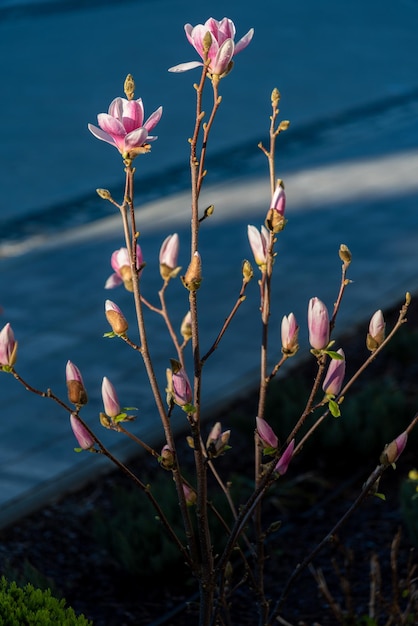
[111,248,130,273]
[144,106,163,133]
[87,124,116,147]
[216,18,236,41]
[212,38,234,74]
[104,273,123,289]
[124,127,149,149]
[234,28,255,54]
[168,61,204,72]
[122,99,145,133]
[97,113,126,138]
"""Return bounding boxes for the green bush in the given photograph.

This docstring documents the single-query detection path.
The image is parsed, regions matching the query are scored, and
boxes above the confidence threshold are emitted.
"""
[0,577,91,625]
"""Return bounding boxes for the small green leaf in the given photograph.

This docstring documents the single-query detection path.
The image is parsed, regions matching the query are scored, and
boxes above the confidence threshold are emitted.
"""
[329,399,341,417]
[103,331,116,338]
[325,350,344,360]
[74,447,83,453]
[263,446,278,456]
[374,492,386,501]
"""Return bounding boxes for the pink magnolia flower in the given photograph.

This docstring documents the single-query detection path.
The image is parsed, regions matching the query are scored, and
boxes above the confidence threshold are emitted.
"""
[101,376,121,418]
[322,348,346,396]
[70,414,95,450]
[308,297,330,350]
[105,245,143,291]
[256,417,278,450]
[0,322,17,368]
[169,17,254,77]
[281,313,299,355]
[275,439,295,475]
[247,225,269,268]
[88,97,162,157]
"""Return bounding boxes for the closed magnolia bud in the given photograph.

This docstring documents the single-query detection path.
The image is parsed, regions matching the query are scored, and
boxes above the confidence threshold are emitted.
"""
[101,376,121,418]
[271,87,280,105]
[367,310,385,351]
[180,311,192,341]
[274,439,295,475]
[242,259,254,284]
[339,244,352,266]
[256,417,278,450]
[124,73,135,100]
[159,233,181,281]
[105,300,128,335]
[66,360,88,406]
[160,444,175,470]
[281,313,299,356]
[183,483,197,506]
[308,297,330,351]
[0,323,17,368]
[70,414,95,450]
[170,359,193,407]
[322,349,346,397]
[96,188,112,200]
[380,431,408,465]
[182,251,202,291]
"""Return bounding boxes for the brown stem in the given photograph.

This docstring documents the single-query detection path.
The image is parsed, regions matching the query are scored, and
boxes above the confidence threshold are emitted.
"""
[11,369,73,413]
[201,279,249,365]
[119,166,198,568]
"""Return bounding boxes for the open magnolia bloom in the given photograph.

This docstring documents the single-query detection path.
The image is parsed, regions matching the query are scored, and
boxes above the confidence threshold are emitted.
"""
[88,97,162,158]
[169,17,254,78]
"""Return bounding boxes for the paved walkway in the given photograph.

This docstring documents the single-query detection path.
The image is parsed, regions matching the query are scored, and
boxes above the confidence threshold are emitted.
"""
[0,0,418,528]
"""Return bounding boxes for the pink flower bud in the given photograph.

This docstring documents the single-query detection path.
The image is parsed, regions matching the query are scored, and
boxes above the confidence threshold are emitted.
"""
[381,431,408,465]
[160,444,175,470]
[182,483,197,506]
[271,180,286,216]
[159,234,180,279]
[281,313,299,355]
[70,414,95,450]
[66,360,88,406]
[265,181,286,233]
[247,225,269,268]
[322,349,346,396]
[308,297,330,350]
[101,376,121,418]
[105,300,128,335]
[170,359,193,407]
[367,309,385,351]
[0,323,17,368]
[275,439,295,475]
[256,417,278,449]
[206,422,231,457]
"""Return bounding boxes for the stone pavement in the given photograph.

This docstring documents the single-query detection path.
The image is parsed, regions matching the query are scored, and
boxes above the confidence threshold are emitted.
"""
[0,0,418,528]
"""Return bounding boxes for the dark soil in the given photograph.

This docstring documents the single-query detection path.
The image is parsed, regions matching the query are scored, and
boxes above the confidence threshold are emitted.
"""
[1,295,418,626]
